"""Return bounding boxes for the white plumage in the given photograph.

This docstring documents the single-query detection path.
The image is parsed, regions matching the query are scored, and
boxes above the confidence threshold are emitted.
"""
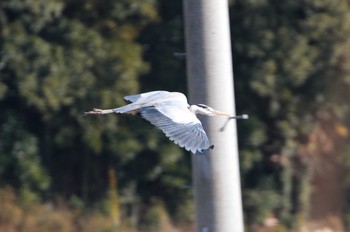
[85,91,245,154]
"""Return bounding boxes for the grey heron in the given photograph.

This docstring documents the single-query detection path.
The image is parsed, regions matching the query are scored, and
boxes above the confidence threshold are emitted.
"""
[85,91,248,154]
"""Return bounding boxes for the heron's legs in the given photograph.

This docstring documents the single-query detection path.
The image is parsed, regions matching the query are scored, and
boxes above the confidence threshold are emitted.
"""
[84,108,114,115]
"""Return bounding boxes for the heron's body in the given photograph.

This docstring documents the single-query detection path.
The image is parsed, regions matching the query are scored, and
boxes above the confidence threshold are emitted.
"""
[85,91,247,153]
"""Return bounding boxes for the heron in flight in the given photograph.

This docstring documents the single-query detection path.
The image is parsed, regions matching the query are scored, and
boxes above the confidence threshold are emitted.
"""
[85,91,248,154]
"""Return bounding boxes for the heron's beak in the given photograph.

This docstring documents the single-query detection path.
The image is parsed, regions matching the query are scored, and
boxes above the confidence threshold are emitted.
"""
[212,109,231,116]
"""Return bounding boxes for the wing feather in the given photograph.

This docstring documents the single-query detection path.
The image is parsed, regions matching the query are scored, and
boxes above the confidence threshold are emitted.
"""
[124,91,169,103]
[140,106,211,153]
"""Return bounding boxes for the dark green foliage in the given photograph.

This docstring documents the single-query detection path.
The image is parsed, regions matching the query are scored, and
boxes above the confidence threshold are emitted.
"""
[0,0,192,229]
[232,0,350,228]
[1,0,350,230]
[138,1,186,92]
[0,0,147,200]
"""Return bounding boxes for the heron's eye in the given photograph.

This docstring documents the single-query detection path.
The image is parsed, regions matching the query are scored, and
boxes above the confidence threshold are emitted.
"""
[197,104,209,109]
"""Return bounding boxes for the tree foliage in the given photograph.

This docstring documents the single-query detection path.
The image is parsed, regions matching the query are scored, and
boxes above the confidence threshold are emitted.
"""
[1,0,350,230]
[0,0,189,229]
[231,0,350,228]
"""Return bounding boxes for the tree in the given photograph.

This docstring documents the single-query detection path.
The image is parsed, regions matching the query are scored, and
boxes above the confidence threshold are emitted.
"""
[0,0,194,229]
[231,0,350,229]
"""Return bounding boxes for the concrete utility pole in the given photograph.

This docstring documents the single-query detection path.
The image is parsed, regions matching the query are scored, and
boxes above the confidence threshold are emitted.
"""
[183,0,244,232]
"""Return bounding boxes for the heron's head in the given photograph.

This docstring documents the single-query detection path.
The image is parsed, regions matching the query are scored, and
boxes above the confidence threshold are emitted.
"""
[190,104,231,116]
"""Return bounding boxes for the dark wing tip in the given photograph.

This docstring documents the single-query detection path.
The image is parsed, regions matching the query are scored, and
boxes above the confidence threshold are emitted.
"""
[196,144,214,154]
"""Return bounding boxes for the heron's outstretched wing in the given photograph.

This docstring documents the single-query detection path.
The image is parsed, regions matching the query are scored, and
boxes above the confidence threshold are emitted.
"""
[140,105,211,154]
[124,91,169,103]
[115,91,170,114]
[115,91,187,115]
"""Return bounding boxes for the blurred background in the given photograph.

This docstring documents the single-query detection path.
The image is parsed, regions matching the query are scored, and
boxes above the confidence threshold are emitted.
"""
[1,0,350,231]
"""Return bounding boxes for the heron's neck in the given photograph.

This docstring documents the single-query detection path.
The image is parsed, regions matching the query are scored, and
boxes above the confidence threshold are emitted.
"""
[188,105,206,115]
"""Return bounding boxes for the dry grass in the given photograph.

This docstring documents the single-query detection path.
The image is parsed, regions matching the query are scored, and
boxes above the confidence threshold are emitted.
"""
[0,187,117,232]
[0,187,193,232]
